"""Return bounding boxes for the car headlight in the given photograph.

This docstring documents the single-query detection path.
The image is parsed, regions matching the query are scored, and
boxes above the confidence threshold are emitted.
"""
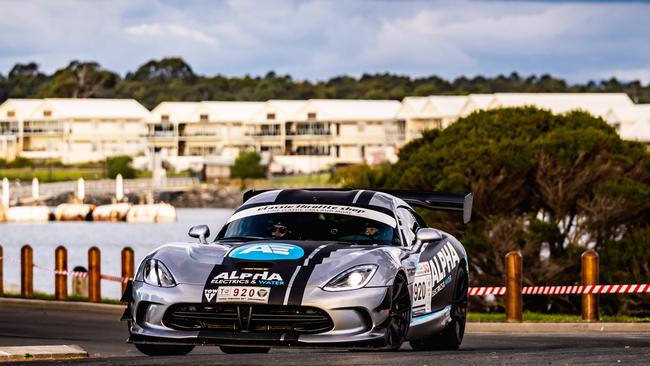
[323,264,377,291]
[141,259,176,287]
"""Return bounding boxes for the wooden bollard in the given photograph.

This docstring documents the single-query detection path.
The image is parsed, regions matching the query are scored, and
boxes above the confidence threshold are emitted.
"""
[0,244,3,296]
[21,245,33,298]
[121,247,134,295]
[88,247,101,302]
[581,249,599,321]
[505,251,522,322]
[55,246,67,300]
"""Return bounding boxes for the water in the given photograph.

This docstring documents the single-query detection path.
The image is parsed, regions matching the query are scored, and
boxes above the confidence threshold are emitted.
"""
[0,208,233,299]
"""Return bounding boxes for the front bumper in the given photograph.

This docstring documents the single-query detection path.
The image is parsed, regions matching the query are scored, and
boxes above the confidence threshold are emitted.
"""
[126,281,392,347]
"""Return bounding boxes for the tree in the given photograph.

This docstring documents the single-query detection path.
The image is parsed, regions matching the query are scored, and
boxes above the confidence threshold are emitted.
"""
[36,61,118,98]
[333,107,650,314]
[106,155,136,179]
[231,151,266,181]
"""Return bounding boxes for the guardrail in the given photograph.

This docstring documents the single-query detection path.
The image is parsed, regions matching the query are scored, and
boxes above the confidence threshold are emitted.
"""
[0,245,648,319]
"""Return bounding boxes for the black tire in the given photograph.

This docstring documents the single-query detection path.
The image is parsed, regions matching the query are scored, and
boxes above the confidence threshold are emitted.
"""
[134,343,194,356]
[384,273,411,350]
[219,346,271,354]
[410,267,468,351]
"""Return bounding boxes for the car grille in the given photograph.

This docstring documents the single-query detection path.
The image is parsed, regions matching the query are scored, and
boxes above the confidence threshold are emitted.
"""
[164,304,333,334]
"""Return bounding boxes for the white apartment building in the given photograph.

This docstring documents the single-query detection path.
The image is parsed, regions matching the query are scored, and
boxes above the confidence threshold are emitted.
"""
[0,93,648,171]
[0,98,149,163]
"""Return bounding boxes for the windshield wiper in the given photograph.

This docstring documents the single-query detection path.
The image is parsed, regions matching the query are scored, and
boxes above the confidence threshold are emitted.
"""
[216,236,266,242]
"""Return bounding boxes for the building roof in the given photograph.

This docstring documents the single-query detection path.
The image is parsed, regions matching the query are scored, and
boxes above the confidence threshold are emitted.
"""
[148,102,201,123]
[419,96,469,118]
[606,104,650,124]
[396,97,429,119]
[0,99,44,120]
[292,99,401,121]
[467,94,494,110]
[26,98,150,120]
[249,100,308,123]
[490,93,634,118]
[187,101,265,123]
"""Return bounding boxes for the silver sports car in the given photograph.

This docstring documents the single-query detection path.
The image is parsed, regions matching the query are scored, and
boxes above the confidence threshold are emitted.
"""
[122,189,472,355]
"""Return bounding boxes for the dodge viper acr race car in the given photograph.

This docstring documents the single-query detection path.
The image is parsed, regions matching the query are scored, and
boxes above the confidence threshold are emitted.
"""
[121,188,472,355]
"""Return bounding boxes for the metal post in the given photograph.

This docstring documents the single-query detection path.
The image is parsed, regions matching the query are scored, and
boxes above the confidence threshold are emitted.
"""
[505,251,522,322]
[21,245,33,298]
[55,246,67,300]
[88,247,101,302]
[0,244,3,296]
[121,247,134,295]
[581,249,599,321]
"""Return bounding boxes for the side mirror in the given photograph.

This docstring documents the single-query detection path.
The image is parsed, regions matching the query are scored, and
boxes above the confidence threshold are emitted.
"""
[189,225,210,244]
[416,228,443,243]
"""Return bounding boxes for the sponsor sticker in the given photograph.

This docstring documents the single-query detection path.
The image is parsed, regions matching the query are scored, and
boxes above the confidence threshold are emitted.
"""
[215,286,271,304]
[227,204,397,228]
[229,243,305,261]
[210,270,285,286]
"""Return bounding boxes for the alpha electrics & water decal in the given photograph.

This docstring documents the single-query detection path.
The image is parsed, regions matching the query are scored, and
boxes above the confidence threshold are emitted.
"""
[210,271,285,286]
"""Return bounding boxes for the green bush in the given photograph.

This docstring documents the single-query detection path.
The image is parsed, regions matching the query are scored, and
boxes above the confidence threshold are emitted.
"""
[231,151,266,180]
[106,155,136,179]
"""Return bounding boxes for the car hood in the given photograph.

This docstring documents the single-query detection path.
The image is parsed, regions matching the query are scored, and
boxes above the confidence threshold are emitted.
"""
[147,240,403,303]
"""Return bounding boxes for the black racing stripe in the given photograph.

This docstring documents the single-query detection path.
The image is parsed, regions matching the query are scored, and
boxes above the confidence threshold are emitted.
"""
[286,245,342,306]
[356,190,375,206]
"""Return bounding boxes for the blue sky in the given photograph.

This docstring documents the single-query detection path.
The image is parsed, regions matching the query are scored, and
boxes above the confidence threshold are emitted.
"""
[1,0,649,83]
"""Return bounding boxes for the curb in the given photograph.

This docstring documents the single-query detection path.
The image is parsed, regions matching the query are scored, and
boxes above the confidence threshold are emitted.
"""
[466,322,650,333]
[0,298,125,316]
[0,345,87,362]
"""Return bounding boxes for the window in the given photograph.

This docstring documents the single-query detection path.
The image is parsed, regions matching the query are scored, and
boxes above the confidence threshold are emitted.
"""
[358,123,364,133]
[266,113,276,120]
[161,114,170,123]
[307,112,317,120]
[43,110,52,117]
[397,207,420,246]
[7,111,15,118]
[200,114,209,122]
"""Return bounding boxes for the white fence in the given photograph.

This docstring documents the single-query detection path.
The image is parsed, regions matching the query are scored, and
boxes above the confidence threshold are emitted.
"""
[9,177,199,201]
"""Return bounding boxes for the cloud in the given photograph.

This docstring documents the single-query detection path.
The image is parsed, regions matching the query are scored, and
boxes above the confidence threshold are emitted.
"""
[0,0,648,82]
[124,23,218,45]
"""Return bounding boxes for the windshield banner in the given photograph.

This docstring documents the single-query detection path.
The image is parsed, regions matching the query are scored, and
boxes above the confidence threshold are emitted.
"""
[227,204,397,227]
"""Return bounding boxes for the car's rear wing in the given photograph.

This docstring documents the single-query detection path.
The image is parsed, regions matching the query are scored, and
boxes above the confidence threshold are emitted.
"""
[376,190,473,224]
[243,188,473,224]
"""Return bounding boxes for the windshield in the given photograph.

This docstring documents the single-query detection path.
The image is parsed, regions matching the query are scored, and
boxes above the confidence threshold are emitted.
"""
[218,210,397,246]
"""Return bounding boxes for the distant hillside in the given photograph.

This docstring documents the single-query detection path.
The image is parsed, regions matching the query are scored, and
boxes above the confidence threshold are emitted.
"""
[2,57,649,109]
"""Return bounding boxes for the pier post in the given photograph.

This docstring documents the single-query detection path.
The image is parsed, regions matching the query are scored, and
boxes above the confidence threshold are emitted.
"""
[0,245,3,296]
[121,247,134,295]
[21,245,33,298]
[505,251,522,322]
[581,250,599,321]
[55,246,68,300]
[88,247,101,302]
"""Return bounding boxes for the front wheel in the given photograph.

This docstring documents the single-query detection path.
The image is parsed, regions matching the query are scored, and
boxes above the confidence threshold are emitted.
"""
[384,273,411,350]
[134,343,194,356]
[410,266,468,351]
[219,346,271,354]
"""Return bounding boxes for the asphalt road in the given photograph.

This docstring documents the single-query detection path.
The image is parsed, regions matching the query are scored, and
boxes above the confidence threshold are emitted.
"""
[1,305,648,365]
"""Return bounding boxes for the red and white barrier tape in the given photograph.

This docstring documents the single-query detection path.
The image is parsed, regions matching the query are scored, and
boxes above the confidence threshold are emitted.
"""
[468,284,650,296]
[1,256,131,284]
[3,255,648,292]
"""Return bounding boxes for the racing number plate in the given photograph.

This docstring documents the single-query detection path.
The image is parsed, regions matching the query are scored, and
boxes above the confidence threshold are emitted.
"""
[216,286,270,304]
